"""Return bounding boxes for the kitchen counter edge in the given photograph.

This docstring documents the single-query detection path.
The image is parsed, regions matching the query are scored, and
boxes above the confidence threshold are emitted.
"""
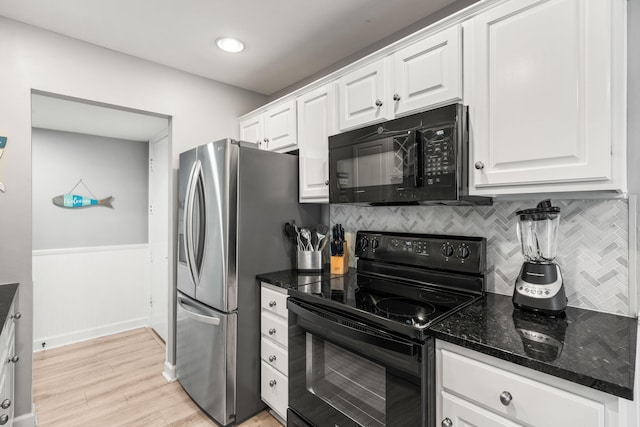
[429,292,637,400]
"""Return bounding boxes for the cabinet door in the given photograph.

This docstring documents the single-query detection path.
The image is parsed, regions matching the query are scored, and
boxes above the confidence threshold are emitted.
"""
[264,100,297,152]
[261,361,288,421]
[392,25,462,116]
[297,83,336,202]
[239,114,265,148]
[442,392,523,427]
[337,59,391,131]
[468,0,615,191]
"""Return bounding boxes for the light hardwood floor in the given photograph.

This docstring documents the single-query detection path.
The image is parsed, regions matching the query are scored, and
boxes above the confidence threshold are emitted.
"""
[33,328,283,427]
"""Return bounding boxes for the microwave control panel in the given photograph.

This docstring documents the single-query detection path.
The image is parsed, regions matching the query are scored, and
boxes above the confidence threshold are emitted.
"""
[421,125,455,187]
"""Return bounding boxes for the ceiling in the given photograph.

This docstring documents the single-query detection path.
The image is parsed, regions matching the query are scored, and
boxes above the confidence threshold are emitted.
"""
[1,0,462,96]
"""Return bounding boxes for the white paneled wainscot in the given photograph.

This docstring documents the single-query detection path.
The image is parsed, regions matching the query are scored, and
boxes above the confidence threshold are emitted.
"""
[32,245,150,350]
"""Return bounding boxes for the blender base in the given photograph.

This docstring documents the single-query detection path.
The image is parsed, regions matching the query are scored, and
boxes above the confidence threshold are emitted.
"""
[513,263,567,316]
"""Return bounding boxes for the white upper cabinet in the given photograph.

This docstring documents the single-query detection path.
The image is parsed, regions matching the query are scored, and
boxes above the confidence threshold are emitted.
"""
[466,0,626,195]
[337,24,463,132]
[297,83,336,202]
[239,100,297,152]
[337,59,390,131]
[239,114,264,148]
[392,25,462,117]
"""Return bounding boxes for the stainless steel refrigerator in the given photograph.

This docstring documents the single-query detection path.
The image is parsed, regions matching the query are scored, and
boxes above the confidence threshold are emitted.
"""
[176,139,320,425]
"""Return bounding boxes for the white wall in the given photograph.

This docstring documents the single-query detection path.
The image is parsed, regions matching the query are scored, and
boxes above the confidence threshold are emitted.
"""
[32,246,150,349]
[32,128,149,250]
[0,17,266,424]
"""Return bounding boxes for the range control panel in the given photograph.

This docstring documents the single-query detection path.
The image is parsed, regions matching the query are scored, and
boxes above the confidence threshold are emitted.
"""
[355,231,486,275]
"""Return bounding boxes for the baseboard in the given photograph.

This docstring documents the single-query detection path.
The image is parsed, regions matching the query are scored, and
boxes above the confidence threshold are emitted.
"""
[33,318,148,351]
[163,361,177,382]
[13,404,37,427]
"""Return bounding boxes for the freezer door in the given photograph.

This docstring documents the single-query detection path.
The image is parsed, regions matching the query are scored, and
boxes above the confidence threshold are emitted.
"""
[176,292,237,426]
[195,140,237,312]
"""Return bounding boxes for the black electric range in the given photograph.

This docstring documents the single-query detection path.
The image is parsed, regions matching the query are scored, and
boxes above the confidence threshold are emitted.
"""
[289,230,487,341]
[287,231,486,427]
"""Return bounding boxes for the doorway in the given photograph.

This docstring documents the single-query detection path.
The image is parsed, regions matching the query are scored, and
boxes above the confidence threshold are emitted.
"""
[31,91,171,349]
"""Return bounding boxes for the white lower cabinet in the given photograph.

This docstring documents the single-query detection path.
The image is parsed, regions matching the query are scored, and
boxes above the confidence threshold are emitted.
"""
[437,341,623,427]
[260,283,289,421]
[0,296,17,427]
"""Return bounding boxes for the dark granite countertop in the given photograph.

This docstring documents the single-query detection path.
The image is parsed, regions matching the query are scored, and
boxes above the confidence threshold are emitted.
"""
[430,292,637,400]
[256,269,637,400]
[0,284,18,333]
[257,267,356,290]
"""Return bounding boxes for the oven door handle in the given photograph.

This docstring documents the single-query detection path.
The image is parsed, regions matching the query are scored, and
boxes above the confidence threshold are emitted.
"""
[288,299,418,356]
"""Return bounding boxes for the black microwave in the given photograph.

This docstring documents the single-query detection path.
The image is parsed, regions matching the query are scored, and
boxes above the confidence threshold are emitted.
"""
[328,103,491,206]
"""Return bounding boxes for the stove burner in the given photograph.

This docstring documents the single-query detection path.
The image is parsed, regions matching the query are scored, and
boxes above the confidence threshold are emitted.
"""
[375,298,436,324]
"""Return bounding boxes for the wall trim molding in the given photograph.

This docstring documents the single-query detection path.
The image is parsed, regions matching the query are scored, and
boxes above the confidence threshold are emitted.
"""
[13,404,37,427]
[32,244,148,256]
[32,318,148,351]
[163,361,177,382]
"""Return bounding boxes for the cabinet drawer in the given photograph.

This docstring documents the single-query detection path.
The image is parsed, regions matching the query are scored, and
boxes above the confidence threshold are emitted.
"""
[261,311,288,348]
[261,337,288,376]
[261,361,288,421]
[441,349,604,427]
[261,286,288,319]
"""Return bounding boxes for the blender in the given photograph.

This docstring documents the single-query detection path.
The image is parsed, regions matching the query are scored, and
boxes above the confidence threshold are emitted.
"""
[512,200,567,315]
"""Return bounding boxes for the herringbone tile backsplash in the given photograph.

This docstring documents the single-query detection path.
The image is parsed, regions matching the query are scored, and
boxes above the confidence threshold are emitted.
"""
[331,199,630,316]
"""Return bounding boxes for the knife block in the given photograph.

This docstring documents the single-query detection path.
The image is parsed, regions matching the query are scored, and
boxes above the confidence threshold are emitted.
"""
[330,242,348,275]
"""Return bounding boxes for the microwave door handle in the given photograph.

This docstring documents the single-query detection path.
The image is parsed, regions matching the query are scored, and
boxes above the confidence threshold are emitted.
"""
[414,131,424,188]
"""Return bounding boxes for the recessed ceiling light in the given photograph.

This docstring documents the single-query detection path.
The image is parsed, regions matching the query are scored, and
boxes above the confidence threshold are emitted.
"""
[216,37,245,53]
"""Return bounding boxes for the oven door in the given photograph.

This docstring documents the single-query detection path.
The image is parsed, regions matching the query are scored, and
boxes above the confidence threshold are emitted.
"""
[287,299,434,427]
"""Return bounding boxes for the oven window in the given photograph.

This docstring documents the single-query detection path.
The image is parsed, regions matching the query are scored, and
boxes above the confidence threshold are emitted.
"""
[336,135,415,190]
[306,334,386,427]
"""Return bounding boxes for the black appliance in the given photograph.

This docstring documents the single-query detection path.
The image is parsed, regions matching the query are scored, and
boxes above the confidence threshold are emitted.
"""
[287,230,486,427]
[328,103,491,206]
[512,309,568,362]
[512,200,567,316]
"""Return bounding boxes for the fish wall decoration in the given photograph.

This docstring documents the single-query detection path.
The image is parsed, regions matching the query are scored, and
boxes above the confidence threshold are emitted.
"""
[52,194,114,209]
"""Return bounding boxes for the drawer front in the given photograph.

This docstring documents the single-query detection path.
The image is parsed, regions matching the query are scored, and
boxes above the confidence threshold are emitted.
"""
[442,391,523,427]
[261,361,288,421]
[261,286,289,319]
[261,337,288,376]
[261,311,288,348]
[441,349,605,427]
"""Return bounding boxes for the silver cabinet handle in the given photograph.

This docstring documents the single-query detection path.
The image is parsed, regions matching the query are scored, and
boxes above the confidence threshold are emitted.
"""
[0,414,7,425]
[393,93,401,101]
[375,99,383,107]
[257,140,262,147]
[11,312,21,320]
[268,328,276,335]
[474,161,485,170]
[268,301,276,307]
[0,399,9,410]
[268,355,277,362]
[500,391,513,406]
[441,418,453,427]
[269,379,277,387]
[324,180,329,185]
[9,355,18,363]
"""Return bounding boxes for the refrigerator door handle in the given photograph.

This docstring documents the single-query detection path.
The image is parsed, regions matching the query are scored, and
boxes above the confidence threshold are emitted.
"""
[178,297,221,326]
[184,160,203,287]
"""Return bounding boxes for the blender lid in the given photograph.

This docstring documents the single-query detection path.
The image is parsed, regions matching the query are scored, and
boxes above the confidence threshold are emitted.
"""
[516,199,560,220]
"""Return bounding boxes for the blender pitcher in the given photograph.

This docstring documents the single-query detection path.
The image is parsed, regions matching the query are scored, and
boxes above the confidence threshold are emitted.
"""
[513,200,567,316]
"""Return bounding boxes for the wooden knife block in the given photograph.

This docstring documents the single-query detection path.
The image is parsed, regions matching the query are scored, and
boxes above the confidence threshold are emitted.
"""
[330,241,348,275]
